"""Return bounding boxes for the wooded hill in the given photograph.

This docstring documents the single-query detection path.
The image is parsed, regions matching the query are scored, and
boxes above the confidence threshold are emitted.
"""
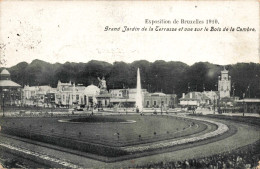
[2,60,260,98]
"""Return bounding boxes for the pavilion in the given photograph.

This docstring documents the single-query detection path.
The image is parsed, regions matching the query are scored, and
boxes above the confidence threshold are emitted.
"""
[0,69,22,106]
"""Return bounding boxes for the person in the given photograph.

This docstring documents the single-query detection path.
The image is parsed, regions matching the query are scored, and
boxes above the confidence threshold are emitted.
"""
[136,106,139,113]
[153,109,157,115]
[91,104,94,115]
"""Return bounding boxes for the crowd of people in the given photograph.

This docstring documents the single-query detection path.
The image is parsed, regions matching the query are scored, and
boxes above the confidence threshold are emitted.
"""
[137,140,260,169]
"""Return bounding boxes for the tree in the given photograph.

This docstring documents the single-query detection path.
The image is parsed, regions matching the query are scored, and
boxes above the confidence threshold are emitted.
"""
[7,59,260,99]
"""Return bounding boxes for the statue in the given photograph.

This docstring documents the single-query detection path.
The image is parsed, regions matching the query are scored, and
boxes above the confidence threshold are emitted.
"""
[97,77,107,90]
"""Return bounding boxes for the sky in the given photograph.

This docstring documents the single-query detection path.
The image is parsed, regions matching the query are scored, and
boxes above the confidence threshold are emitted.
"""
[0,1,259,67]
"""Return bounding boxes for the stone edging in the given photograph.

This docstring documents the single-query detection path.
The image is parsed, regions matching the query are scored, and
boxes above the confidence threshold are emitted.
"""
[122,116,229,153]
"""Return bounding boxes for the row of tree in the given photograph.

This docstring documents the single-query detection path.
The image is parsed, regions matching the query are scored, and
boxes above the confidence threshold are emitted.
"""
[2,59,260,98]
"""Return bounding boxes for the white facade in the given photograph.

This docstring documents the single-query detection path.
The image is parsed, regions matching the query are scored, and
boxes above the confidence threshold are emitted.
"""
[23,85,55,103]
[109,88,147,99]
[180,92,210,107]
[180,100,199,106]
[23,85,38,99]
[55,82,100,106]
[144,92,177,108]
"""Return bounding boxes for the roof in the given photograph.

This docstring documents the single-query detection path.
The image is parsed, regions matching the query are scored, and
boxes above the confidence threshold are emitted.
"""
[38,86,53,91]
[0,80,21,87]
[180,92,210,100]
[203,91,219,95]
[236,98,260,103]
[0,69,10,75]
[150,92,166,96]
[201,94,210,100]
[24,85,56,92]
[59,83,72,86]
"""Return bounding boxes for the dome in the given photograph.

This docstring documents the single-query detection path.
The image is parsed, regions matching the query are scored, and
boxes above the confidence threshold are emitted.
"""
[151,92,166,96]
[1,69,10,75]
[84,85,100,96]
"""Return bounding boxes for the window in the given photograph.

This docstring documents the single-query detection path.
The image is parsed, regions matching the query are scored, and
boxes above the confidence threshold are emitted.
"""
[154,101,156,105]
[147,101,149,105]
[76,95,79,100]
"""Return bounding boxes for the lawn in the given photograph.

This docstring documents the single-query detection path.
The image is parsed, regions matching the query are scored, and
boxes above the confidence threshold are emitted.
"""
[0,115,206,146]
[0,114,207,157]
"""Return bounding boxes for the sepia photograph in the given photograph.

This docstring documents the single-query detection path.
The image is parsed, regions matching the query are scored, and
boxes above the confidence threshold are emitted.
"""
[0,1,259,168]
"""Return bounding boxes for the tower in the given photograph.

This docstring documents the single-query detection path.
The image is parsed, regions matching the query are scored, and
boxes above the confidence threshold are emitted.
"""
[218,67,231,98]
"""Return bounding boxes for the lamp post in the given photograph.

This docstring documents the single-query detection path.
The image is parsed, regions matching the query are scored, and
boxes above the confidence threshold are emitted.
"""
[155,75,158,92]
[10,93,13,106]
[243,93,245,117]
[125,100,127,114]
[243,100,245,116]
[45,95,48,108]
[160,98,163,115]
[92,104,94,115]
[217,97,220,114]
[1,89,9,117]
[50,95,53,113]
[248,85,250,98]
[213,95,216,114]
[125,92,128,115]
[2,93,5,117]
[256,74,259,98]
[67,95,70,109]
[232,83,236,97]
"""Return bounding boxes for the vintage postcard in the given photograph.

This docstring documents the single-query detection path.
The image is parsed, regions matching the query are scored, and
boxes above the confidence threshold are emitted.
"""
[0,1,259,168]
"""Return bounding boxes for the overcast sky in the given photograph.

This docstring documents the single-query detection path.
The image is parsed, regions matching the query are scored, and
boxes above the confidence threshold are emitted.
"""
[0,1,259,67]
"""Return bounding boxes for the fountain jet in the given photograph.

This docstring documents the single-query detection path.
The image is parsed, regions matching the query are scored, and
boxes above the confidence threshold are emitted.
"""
[136,68,143,112]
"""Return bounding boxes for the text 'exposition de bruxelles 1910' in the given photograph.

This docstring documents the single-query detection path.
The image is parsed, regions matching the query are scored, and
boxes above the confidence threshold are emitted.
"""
[144,19,214,25]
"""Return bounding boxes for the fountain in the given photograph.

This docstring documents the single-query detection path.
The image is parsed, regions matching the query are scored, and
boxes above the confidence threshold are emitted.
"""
[136,68,143,113]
